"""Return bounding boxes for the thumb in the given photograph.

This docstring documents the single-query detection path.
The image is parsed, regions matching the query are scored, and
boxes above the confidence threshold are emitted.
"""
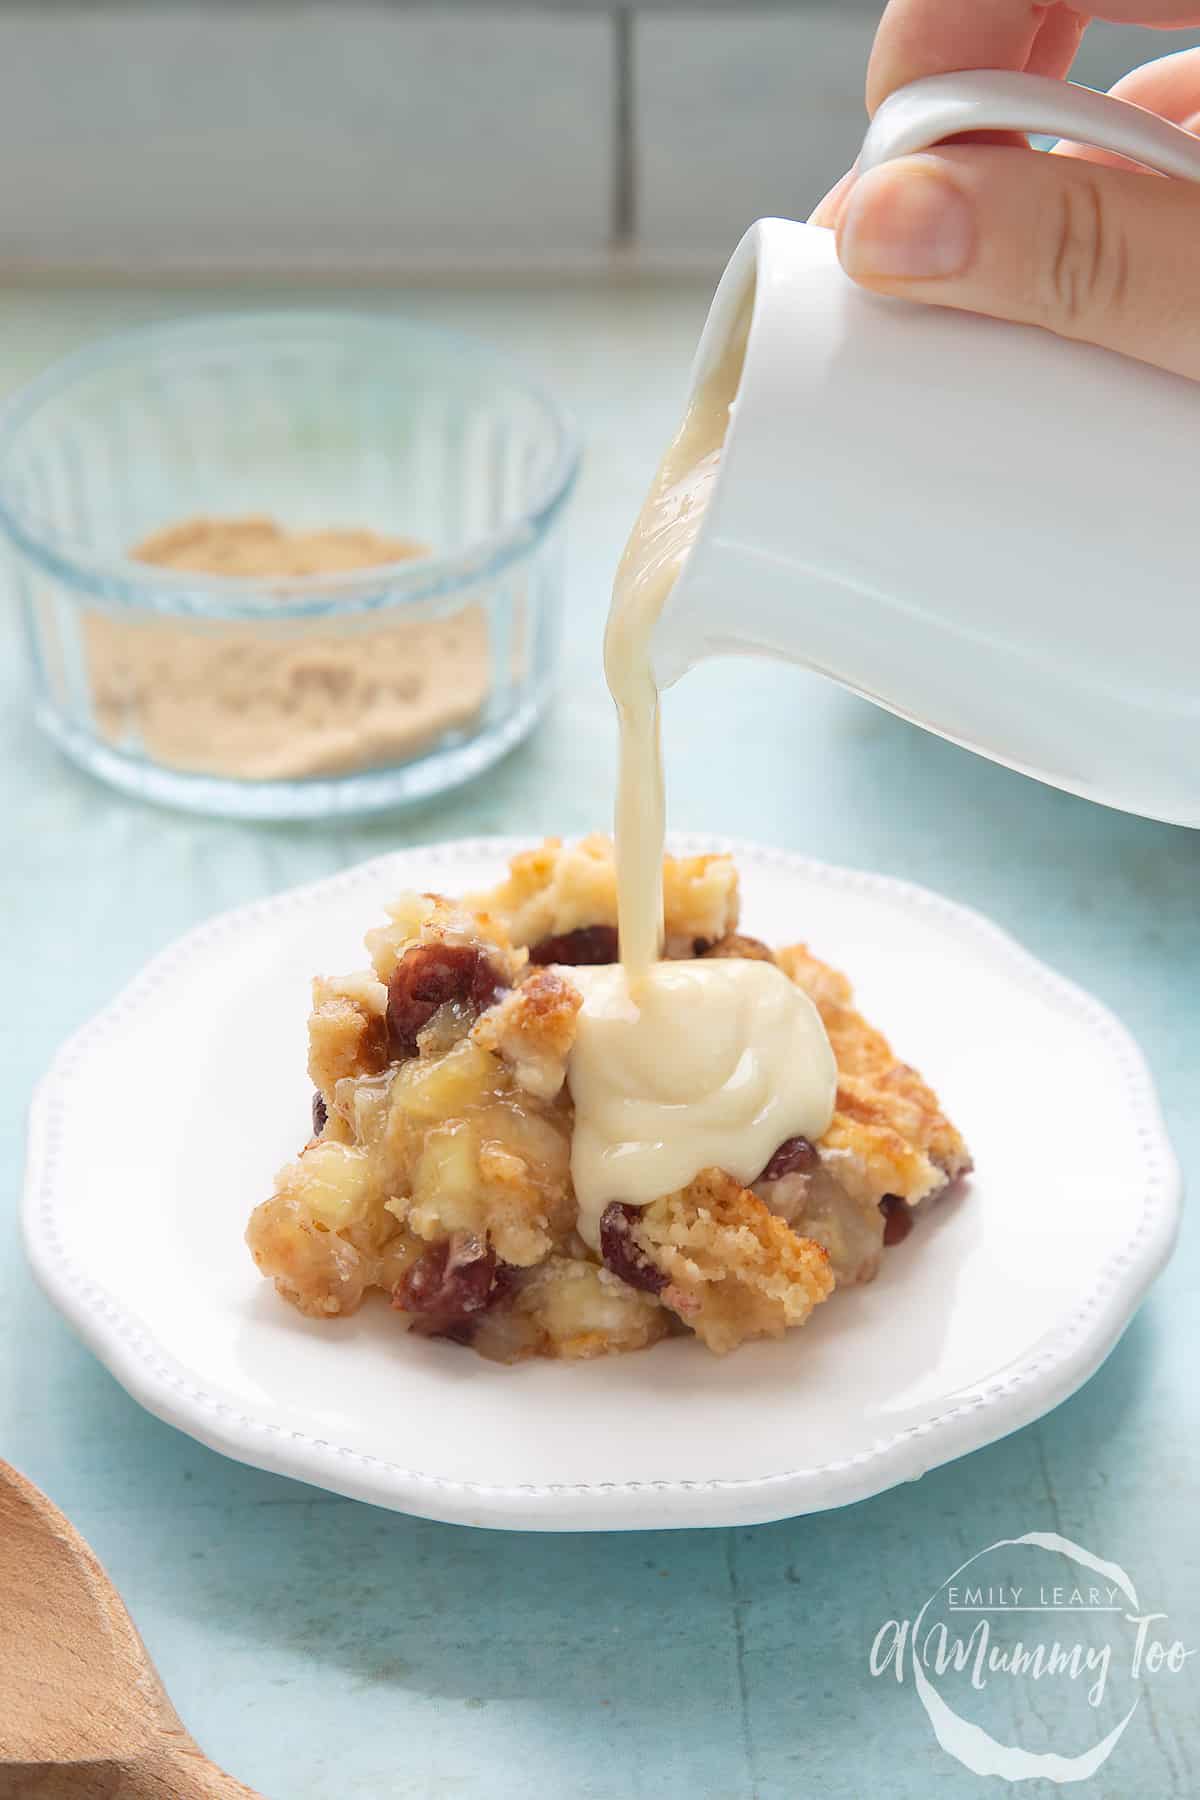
[835,146,1200,380]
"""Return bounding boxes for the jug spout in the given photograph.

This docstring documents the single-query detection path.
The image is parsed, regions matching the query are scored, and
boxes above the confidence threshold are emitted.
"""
[651,216,1200,828]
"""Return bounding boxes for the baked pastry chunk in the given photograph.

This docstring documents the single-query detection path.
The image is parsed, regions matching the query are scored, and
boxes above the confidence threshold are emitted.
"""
[247,836,971,1358]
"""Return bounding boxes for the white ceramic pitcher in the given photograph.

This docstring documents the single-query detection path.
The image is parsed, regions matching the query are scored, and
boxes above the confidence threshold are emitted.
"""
[651,72,1200,826]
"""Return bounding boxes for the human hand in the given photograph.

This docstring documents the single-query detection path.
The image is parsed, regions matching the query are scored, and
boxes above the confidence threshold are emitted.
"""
[812,4,1200,378]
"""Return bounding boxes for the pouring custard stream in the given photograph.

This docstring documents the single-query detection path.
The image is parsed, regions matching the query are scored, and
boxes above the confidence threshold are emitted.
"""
[606,293,754,982]
[567,288,838,1250]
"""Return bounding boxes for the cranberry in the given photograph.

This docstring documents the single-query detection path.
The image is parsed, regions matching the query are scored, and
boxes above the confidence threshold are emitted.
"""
[311,1091,327,1136]
[759,1136,819,1183]
[880,1195,914,1246]
[427,1321,475,1347]
[529,925,618,967]
[599,1202,666,1295]
[393,1232,509,1334]
[386,943,503,1057]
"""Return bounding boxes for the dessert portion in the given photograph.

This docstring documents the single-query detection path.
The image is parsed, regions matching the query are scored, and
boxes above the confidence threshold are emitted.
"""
[247,837,971,1359]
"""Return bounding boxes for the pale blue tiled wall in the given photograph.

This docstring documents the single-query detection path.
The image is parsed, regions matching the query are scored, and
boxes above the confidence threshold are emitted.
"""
[2,4,1199,271]
[0,5,616,269]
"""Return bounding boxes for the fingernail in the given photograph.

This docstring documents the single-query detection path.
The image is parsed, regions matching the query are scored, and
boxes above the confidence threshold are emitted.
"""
[839,159,974,280]
[809,165,858,230]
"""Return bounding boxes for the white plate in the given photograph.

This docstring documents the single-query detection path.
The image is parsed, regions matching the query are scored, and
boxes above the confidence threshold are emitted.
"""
[24,838,1181,1531]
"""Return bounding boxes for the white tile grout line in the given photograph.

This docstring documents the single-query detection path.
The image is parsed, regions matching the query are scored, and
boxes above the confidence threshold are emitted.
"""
[613,6,636,250]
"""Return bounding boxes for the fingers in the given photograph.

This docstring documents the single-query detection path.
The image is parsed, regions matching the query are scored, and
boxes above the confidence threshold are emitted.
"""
[835,144,1200,378]
[865,1,1200,114]
[866,1,1081,115]
[816,5,1083,226]
[809,168,857,228]
[1054,46,1200,169]
[1105,41,1200,115]
[1027,4,1090,77]
[818,43,1200,224]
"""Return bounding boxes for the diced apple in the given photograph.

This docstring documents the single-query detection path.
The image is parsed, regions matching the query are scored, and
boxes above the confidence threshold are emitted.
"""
[292,1140,373,1231]
[390,1039,500,1122]
[409,1122,485,1240]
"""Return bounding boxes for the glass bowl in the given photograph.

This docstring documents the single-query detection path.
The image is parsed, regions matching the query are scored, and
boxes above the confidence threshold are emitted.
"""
[0,312,579,818]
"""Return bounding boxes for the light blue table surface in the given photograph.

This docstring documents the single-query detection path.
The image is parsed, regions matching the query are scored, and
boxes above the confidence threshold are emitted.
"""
[1,281,1196,1800]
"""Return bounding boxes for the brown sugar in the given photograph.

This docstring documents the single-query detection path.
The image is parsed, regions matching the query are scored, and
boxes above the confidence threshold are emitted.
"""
[131,515,428,578]
[84,516,491,782]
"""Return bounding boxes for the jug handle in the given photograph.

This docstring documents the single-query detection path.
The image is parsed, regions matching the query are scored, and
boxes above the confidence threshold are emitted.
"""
[860,69,1200,183]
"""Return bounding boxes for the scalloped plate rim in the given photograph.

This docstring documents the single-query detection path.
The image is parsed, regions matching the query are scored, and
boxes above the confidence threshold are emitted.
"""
[22,835,1182,1531]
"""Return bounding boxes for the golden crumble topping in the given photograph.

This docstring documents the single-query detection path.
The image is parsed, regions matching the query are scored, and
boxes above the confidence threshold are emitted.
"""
[247,839,971,1359]
[470,967,581,1101]
[626,1170,835,1355]
[307,971,390,1110]
[468,833,740,960]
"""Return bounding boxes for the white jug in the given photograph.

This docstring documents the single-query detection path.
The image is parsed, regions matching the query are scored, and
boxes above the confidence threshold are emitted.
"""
[651,73,1200,826]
